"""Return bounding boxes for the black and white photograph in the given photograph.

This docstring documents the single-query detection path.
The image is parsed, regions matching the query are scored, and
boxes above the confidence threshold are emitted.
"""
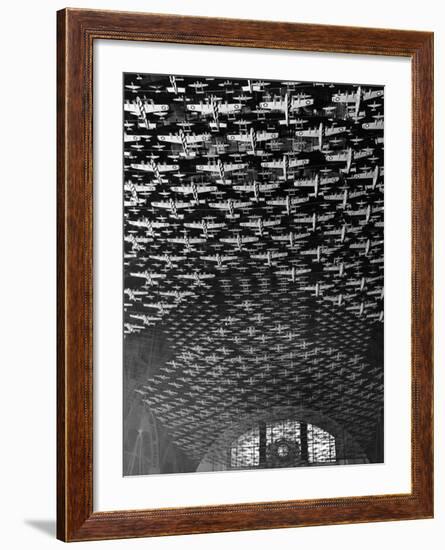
[122,73,384,476]
[1,0,439,547]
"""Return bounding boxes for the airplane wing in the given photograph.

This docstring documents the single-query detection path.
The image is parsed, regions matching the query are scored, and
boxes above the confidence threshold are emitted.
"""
[363,89,384,101]
[347,171,374,180]
[362,120,384,130]
[259,100,285,111]
[321,176,339,184]
[348,208,367,216]
[325,126,347,136]
[132,184,156,192]
[169,256,185,262]
[227,134,248,142]
[186,104,212,114]
[290,197,309,205]
[292,97,314,109]
[289,158,310,167]
[256,131,279,142]
[233,184,253,192]
[261,160,282,169]
[294,178,316,187]
[326,152,347,161]
[202,256,219,262]
[170,185,191,193]
[209,222,226,229]
[325,192,344,200]
[224,163,248,172]
[186,134,211,143]
[349,190,367,199]
[296,128,319,138]
[157,164,179,172]
[158,135,182,144]
[167,237,186,244]
[272,252,288,258]
[266,199,285,206]
[259,183,280,191]
[197,185,217,193]
[219,103,241,114]
[130,163,153,171]
[145,104,169,113]
[271,235,288,241]
[196,164,219,172]
[185,221,226,230]
[332,91,357,103]
[123,102,140,114]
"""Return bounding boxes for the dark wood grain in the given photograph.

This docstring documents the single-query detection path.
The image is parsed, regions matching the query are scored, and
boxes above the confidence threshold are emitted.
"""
[57,8,434,542]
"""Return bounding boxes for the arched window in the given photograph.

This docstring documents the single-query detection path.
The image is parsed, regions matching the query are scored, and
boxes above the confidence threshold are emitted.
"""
[230,419,336,469]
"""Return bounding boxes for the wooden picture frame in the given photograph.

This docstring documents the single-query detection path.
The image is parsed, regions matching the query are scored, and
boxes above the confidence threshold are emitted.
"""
[57,8,434,542]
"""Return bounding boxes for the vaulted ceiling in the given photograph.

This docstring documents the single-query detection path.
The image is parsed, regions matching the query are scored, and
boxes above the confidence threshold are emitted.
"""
[122,72,384,472]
